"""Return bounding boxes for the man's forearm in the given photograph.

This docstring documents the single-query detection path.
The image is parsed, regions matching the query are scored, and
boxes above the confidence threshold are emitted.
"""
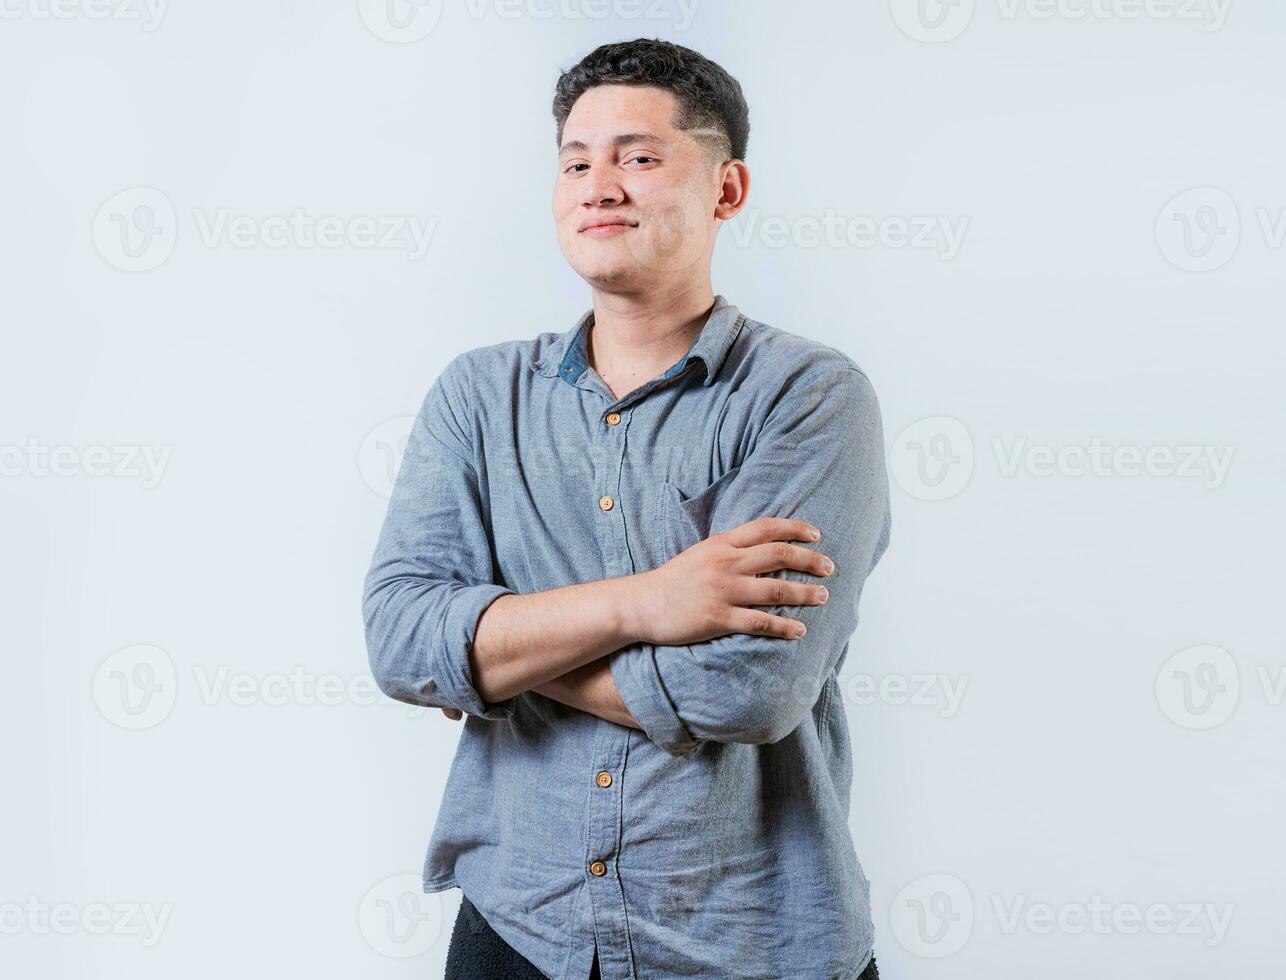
[470,573,646,704]
[532,656,641,729]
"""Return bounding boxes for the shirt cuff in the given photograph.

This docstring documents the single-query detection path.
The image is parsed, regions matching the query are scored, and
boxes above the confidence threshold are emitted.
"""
[440,583,517,720]
[610,644,700,758]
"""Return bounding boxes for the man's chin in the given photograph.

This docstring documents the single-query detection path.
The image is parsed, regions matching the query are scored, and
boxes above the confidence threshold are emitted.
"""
[574,262,649,292]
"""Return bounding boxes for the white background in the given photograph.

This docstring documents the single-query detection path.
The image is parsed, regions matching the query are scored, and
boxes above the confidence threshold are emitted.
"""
[2,1,1282,977]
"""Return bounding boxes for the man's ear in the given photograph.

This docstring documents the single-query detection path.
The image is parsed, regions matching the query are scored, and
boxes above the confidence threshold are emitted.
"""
[714,160,750,220]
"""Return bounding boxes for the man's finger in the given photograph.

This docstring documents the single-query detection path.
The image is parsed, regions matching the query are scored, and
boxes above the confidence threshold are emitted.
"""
[723,517,820,549]
[441,708,463,720]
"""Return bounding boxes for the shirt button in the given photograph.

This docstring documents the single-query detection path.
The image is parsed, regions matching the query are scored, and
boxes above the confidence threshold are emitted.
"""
[595,770,613,788]
[598,495,614,511]
[605,412,621,426]
[589,860,608,877]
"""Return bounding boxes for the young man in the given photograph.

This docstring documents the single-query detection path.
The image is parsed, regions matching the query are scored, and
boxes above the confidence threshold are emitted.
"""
[364,38,891,980]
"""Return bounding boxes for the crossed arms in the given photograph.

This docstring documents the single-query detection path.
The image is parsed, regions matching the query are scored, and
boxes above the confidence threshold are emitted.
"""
[362,360,890,757]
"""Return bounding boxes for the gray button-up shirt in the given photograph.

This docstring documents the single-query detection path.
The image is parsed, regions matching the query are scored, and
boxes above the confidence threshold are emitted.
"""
[363,295,892,979]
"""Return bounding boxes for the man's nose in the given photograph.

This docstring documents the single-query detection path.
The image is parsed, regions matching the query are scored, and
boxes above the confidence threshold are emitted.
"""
[582,174,624,207]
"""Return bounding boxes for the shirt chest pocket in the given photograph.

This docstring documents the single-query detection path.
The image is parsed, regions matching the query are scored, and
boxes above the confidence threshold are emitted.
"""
[651,464,743,564]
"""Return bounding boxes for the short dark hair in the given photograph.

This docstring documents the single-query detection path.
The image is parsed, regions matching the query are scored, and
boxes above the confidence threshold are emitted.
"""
[552,38,750,164]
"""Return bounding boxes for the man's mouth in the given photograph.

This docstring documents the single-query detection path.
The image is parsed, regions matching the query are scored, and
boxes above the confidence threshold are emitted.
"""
[579,220,638,237]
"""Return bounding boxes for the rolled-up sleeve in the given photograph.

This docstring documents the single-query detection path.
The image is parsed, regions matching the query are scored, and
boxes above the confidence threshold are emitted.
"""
[610,642,701,756]
[613,363,891,756]
[362,358,517,721]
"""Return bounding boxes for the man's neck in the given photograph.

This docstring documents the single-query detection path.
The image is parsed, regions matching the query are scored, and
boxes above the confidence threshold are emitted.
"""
[584,284,717,402]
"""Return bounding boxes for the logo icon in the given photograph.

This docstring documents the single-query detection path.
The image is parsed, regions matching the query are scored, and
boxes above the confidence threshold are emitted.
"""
[1155,643,1239,730]
[359,415,417,499]
[890,0,975,43]
[1155,187,1240,272]
[616,182,713,276]
[358,0,443,43]
[890,872,974,957]
[92,187,177,273]
[889,416,974,501]
[357,873,443,957]
[92,644,178,730]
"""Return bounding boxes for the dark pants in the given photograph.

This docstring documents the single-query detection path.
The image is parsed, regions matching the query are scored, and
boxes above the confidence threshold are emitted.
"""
[445,894,598,979]
[444,893,880,979]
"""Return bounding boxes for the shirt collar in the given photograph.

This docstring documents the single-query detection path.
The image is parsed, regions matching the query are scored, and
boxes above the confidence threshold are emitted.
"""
[534,294,745,389]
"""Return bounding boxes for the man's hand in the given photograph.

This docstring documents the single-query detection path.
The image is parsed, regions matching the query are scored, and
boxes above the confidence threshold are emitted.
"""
[629,517,834,646]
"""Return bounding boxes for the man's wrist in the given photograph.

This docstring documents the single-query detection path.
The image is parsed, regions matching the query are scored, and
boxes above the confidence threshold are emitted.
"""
[610,570,654,647]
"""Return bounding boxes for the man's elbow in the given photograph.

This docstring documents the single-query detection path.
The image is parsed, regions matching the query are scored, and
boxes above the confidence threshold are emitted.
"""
[720,707,805,746]
[362,589,436,707]
[367,642,445,708]
[366,639,410,703]
[365,631,422,705]
[362,588,393,687]
[700,689,810,746]
[701,641,841,746]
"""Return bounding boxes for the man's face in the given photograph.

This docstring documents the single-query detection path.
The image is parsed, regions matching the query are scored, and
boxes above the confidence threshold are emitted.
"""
[553,84,728,292]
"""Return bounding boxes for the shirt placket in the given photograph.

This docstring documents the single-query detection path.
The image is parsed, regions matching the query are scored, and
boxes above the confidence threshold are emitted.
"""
[580,383,639,980]
[570,362,699,980]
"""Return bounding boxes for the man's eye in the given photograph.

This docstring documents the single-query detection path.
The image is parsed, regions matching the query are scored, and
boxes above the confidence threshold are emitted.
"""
[627,155,657,165]
[564,163,589,174]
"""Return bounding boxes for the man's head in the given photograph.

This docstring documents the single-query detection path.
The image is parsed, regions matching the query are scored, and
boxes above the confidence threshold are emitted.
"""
[552,39,751,296]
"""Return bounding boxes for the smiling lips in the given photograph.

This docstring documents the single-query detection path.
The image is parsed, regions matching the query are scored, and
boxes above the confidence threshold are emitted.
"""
[579,219,637,237]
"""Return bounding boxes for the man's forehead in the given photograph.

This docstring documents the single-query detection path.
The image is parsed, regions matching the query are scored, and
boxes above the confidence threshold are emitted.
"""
[560,85,680,148]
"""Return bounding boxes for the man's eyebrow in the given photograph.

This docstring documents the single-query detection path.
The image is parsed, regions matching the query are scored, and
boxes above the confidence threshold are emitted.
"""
[558,132,671,156]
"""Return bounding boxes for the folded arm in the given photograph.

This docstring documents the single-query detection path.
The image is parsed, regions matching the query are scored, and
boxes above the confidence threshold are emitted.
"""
[608,364,892,756]
[362,358,651,721]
